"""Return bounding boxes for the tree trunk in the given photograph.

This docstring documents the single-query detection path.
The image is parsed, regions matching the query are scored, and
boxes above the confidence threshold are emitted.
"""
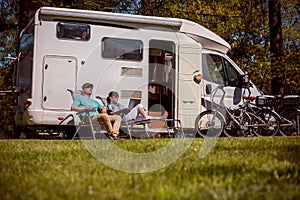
[269,0,284,95]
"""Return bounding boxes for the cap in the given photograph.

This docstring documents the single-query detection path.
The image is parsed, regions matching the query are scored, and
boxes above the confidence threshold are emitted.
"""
[82,83,94,89]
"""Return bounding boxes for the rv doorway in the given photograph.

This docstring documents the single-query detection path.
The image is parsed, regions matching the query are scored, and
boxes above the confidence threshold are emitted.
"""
[148,40,175,119]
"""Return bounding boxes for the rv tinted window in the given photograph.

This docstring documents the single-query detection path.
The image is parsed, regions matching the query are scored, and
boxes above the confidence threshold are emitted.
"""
[224,59,240,87]
[18,19,34,90]
[57,22,90,41]
[205,54,226,85]
[102,38,143,61]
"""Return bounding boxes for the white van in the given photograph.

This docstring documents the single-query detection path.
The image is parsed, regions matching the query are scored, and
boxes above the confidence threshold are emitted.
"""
[14,7,261,136]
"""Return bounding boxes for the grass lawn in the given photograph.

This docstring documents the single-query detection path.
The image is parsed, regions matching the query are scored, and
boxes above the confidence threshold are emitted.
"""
[0,137,299,200]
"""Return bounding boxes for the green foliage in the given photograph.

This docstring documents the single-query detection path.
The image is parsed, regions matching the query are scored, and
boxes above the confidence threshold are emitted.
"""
[0,64,16,138]
[1,1,299,93]
[0,138,299,199]
[145,0,299,94]
[0,0,18,66]
[0,95,15,138]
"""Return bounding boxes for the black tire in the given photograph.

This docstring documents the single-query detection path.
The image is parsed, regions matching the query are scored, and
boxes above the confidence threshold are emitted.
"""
[195,110,224,138]
[279,109,299,136]
[224,112,251,137]
[64,126,76,139]
[251,109,280,136]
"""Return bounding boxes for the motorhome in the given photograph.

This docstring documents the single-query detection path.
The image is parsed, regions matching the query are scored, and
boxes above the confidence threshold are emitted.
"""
[15,7,261,137]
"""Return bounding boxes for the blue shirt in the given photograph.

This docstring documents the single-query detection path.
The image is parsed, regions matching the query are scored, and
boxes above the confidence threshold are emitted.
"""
[108,102,125,112]
[73,95,103,116]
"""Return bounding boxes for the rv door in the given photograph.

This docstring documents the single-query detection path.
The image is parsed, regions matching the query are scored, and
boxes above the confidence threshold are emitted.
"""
[42,56,77,110]
[177,43,202,128]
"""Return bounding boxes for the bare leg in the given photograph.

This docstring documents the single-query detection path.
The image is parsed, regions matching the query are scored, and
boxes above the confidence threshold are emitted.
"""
[126,104,168,120]
[139,108,168,120]
[138,107,148,119]
[147,111,169,120]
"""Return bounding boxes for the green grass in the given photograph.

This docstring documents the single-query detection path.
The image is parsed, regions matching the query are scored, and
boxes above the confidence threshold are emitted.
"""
[0,137,299,200]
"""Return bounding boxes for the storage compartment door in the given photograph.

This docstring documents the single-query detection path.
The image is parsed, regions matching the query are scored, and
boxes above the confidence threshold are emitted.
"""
[43,56,77,110]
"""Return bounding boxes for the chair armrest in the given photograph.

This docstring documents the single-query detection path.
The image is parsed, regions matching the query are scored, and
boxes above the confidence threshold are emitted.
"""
[76,108,96,115]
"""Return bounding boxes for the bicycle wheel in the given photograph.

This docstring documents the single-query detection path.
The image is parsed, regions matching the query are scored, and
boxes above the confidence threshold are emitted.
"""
[251,109,280,136]
[279,109,299,136]
[224,112,251,137]
[195,110,224,138]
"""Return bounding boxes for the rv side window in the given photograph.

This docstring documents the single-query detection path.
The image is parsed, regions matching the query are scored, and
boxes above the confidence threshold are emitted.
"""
[18,19,34,90]
[224,59,240,87]
[57,22,90,41]
[101,37,143,61]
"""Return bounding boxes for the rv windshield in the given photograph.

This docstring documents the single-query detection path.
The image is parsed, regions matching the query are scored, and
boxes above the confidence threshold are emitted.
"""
[202,53,241,87]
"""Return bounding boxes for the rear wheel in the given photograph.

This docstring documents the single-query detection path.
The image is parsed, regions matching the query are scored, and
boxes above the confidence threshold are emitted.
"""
[224,112,251,137]
[251,109,280,136]
[195,110,224,138]
[57,125,76,139]
[279,109,299,136]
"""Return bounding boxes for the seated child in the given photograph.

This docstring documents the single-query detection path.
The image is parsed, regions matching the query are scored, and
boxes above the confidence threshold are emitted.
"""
[107,91,168,121]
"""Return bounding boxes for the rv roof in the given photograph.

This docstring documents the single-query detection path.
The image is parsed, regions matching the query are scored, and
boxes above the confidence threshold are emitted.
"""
[39,7,231,53]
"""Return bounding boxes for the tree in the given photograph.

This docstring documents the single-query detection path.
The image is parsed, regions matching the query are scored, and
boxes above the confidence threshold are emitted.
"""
[0,62,15,138]
[269,0,284,95]
[269,0,283,58]
[146,0,299,94]
[0,0,18,138]
[280,0,300,94]
[0,0,19,67]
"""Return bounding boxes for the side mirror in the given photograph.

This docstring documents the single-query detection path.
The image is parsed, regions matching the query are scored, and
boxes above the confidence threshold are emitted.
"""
[238,71,250,88]
[206,84,212,94]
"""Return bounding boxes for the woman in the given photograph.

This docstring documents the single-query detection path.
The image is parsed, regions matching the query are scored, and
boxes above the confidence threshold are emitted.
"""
[107,91,168,122]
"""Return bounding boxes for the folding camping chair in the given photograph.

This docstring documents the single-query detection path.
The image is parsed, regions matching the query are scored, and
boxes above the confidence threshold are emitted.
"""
[58,89,107,140]
[112,98,185,139]
[124,116,185,138]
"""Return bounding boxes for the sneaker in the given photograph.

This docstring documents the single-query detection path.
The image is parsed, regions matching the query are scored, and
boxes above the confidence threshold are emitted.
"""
[107,133,119,140]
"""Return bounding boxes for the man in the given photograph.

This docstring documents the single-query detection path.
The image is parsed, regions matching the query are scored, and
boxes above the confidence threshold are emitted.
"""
[71,83,121,139]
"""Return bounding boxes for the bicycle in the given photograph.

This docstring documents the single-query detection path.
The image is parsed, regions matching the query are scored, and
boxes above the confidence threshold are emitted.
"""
[195,85,280,138]
[248,95,281,137]
[276,95,300,136]
[223,86,254,137]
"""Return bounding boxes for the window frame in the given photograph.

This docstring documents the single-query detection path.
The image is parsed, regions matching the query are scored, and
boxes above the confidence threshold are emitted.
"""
[223,59,241,87]
[56,22,91,41]
[101,37,143,61]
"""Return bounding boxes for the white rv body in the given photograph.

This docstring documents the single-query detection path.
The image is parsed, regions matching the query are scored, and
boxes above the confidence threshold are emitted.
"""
[15,7,261,133]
